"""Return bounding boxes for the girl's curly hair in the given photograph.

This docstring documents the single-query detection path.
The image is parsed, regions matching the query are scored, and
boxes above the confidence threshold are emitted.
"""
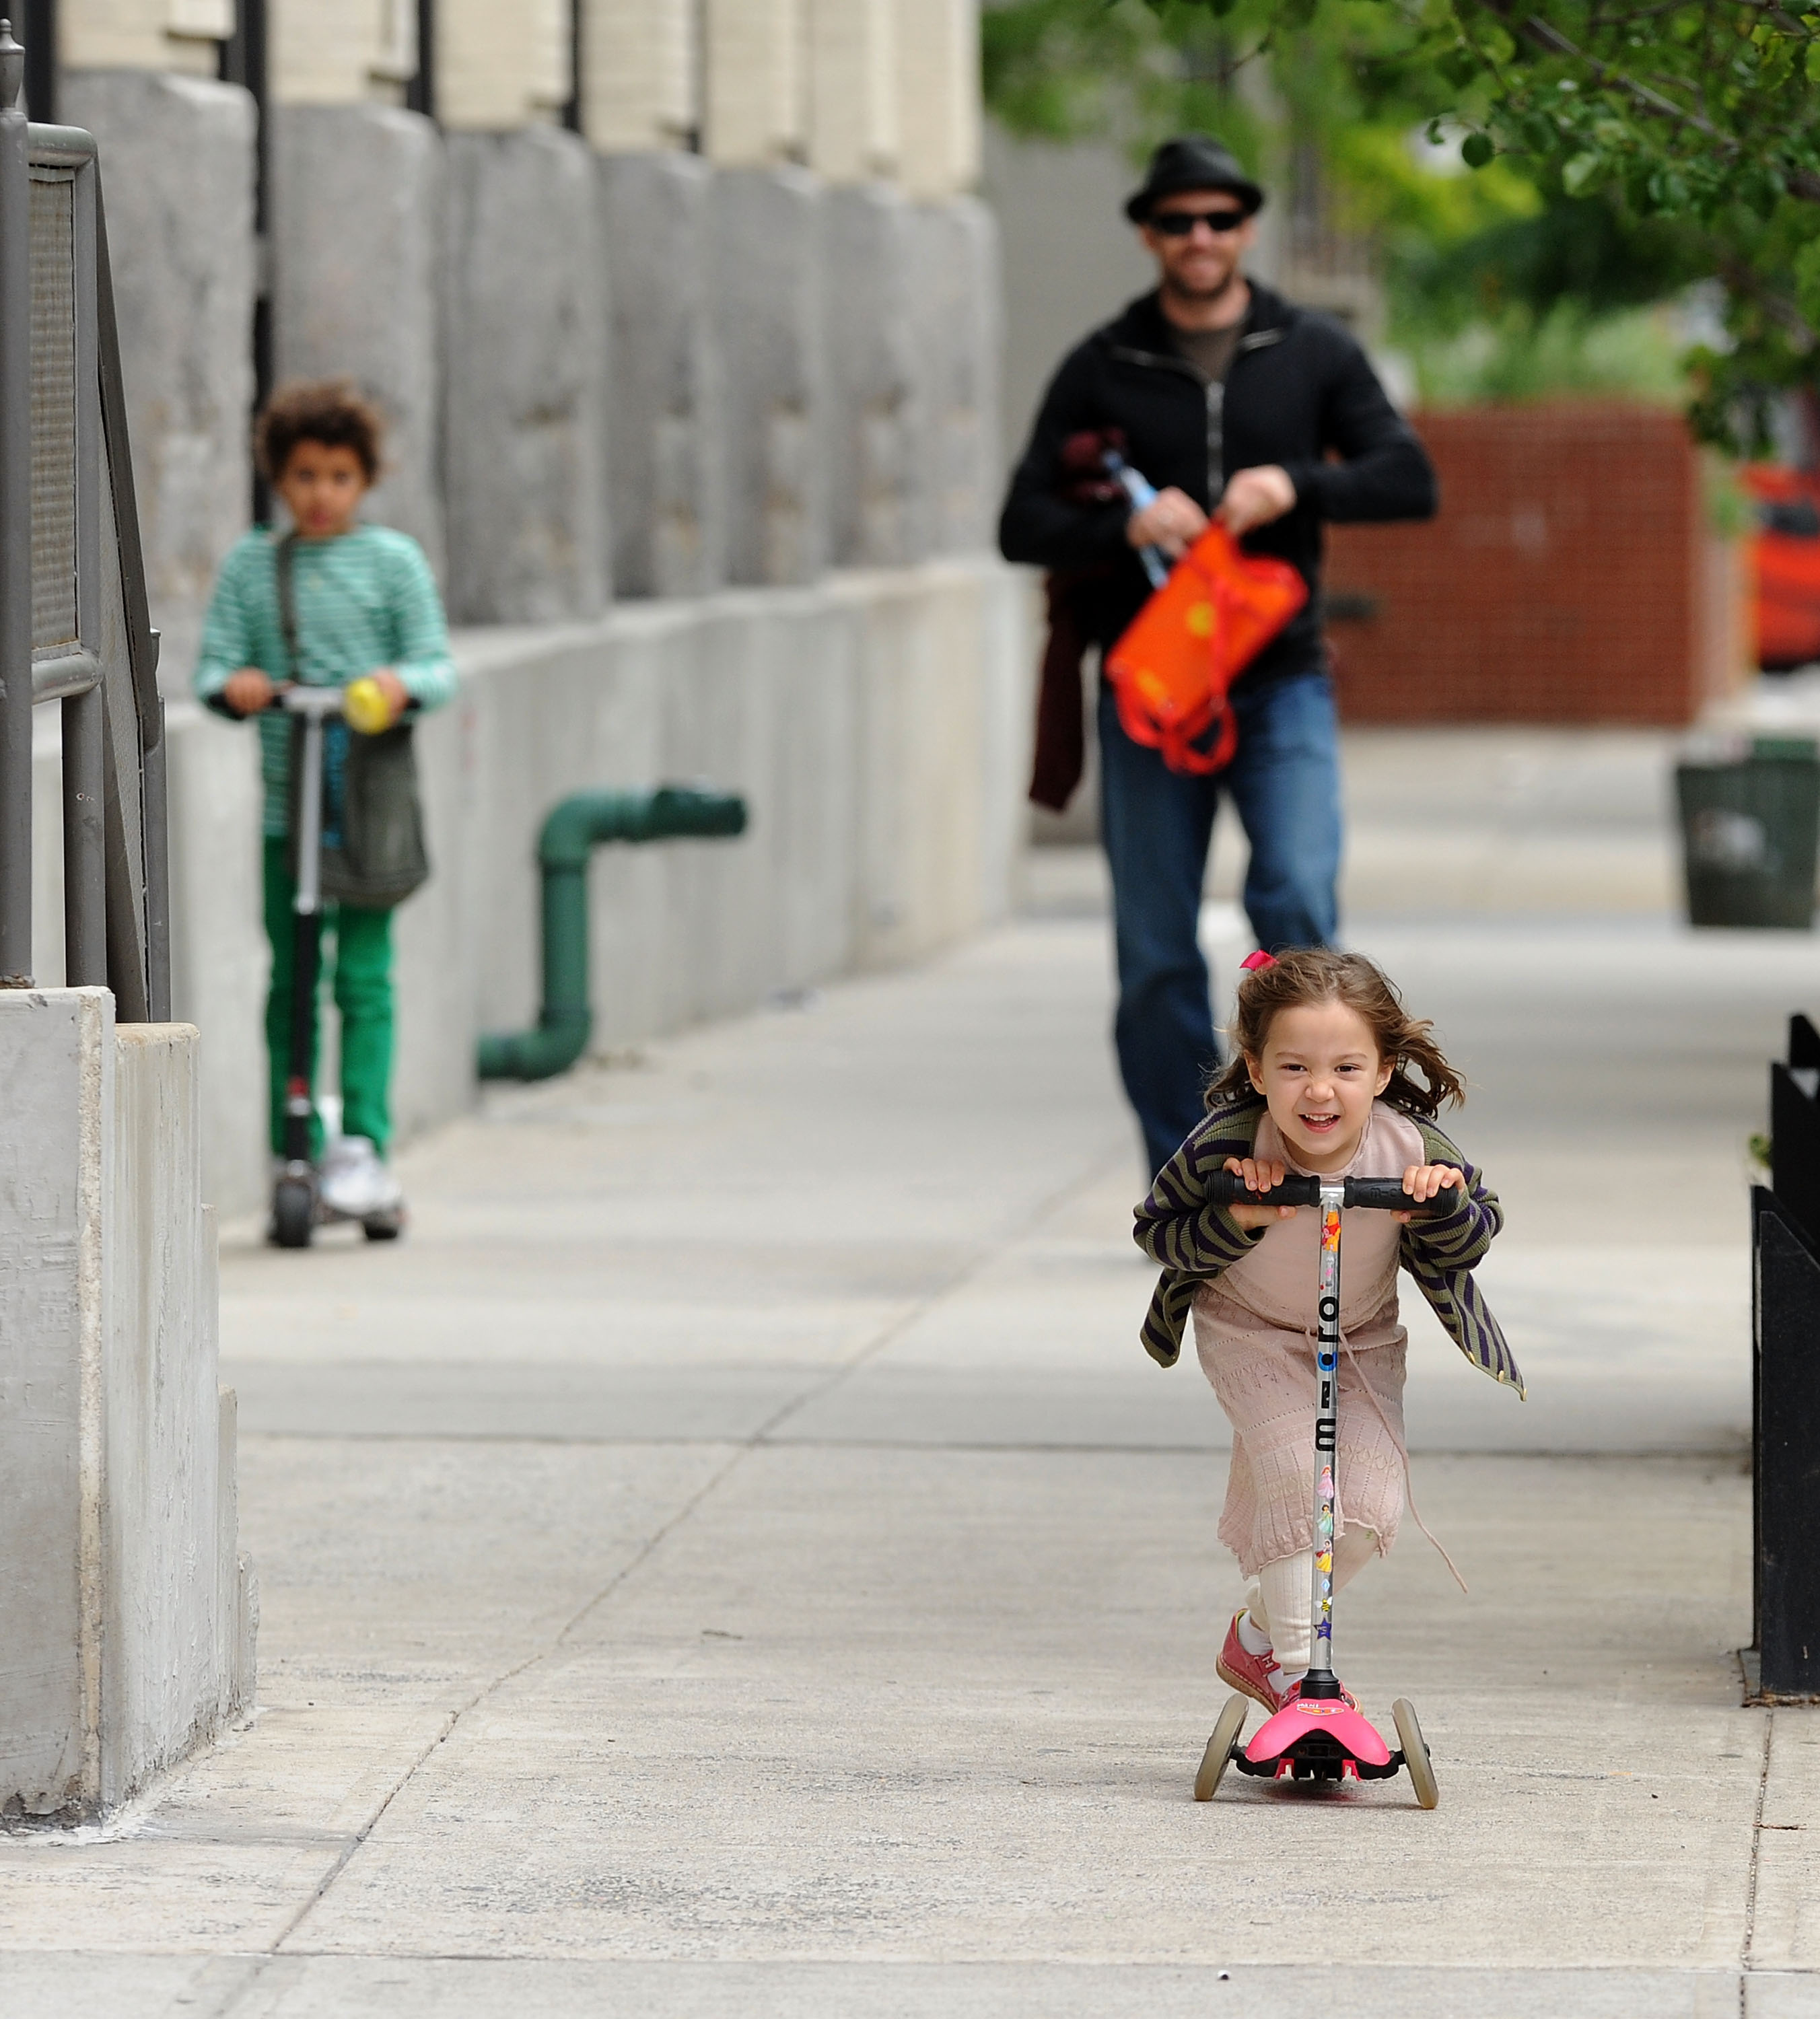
[1207,948,1464,1117]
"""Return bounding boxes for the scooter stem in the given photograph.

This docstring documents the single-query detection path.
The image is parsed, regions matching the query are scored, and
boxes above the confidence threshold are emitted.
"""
[293,705,323,919]
[1302,1180,1346,1696]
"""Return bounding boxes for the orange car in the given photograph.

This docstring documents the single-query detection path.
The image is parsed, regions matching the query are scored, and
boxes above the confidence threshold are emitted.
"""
[1743,462,1820,670]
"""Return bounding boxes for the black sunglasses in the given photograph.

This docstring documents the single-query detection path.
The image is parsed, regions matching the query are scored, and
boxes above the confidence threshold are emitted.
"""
[1150,207,1247,237]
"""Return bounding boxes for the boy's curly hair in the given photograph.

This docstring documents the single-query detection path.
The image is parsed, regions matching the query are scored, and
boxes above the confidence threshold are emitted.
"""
[1207,947,1464,1117]
[256,379,384,484]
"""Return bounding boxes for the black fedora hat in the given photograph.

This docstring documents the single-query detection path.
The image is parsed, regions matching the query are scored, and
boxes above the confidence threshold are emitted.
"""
[1125,135,1265,222]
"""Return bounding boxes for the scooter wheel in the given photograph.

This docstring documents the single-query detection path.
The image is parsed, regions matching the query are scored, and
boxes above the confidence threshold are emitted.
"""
[271,1178,315,1249]
[361,1208,405,1242]
[1194,1693,1251,1802]
[1392,1697,1439,1810]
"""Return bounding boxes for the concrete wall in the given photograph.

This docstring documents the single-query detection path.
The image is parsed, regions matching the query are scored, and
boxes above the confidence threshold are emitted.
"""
[270,104,446,571]
[63,70,256,694]
[0,991,252,1820]
[143,558,1031,1218]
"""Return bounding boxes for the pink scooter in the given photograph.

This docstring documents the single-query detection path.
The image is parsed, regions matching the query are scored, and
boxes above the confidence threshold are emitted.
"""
[1193,1172,1446,1808]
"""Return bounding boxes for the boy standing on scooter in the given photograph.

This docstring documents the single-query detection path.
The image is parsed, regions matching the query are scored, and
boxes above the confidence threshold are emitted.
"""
[195,380,456,1230]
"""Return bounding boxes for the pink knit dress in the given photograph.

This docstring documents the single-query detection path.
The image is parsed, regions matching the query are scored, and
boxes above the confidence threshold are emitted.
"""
[1191,1101,1424,1578]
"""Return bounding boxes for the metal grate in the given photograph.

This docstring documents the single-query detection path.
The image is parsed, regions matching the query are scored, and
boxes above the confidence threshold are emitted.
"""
[29,167,75,652]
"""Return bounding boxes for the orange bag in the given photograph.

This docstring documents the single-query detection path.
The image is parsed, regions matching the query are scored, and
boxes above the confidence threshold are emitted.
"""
[1103,524,1308,775]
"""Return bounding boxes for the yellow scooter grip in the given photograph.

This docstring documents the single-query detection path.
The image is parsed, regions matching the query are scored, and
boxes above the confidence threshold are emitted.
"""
[343,676,394,736]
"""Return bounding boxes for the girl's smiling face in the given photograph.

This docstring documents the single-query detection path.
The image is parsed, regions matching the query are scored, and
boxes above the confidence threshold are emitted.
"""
[1246,999,1393,1172]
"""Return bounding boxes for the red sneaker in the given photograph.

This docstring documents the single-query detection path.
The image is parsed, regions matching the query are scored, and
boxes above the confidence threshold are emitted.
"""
[1216,1610,1284,1713]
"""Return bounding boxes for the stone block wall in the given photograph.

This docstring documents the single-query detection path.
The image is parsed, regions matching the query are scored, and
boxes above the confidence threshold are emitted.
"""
[441,126,610,623]
[270,103,446,571]
[823,183,919,567]
[61,71,256,693]
[709,167,830,588]
[597,151,726,598]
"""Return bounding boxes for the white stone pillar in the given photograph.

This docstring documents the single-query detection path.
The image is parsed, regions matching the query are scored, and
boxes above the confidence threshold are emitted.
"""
[702,0,804,166]
[895,0,980,199]
[581,0,696,151]
[804,0,895,183]
[435,0,571,130]
[270,0,417,104]
[63,0,232,75]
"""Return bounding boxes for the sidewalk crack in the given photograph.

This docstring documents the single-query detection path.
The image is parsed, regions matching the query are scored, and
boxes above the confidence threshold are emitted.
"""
[1741,1708,1775,2010]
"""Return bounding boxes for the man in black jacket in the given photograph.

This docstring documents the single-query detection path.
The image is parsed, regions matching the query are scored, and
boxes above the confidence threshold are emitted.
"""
[1000,135,1437,1175]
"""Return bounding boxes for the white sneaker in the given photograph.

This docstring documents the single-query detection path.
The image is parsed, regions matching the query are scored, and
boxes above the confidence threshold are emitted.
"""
[316,1135,403,1219]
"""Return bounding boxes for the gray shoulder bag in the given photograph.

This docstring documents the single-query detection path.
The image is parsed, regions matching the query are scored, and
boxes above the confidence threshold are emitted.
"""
[277,532,431,911]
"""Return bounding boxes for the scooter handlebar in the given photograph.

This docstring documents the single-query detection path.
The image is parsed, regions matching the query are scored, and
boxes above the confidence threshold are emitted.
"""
[1203,1172,1320,1209]
[1203,1172,1464,1215]
[262,684,346,721]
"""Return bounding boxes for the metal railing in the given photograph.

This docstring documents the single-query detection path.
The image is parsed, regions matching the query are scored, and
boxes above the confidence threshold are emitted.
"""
[0,20,168,1019]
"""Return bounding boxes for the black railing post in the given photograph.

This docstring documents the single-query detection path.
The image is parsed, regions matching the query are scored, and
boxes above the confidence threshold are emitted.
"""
[0,20,28,987]
[219,0,270,522]
[19,0,48,122]
[407,0,435,120]
[1754,1182,1820,1696]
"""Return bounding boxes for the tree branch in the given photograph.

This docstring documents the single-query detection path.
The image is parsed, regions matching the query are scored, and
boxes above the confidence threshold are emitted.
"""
[1473,0,1820,203]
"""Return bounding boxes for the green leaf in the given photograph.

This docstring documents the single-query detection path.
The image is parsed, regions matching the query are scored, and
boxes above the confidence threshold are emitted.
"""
[1461,131,1496,168]
[1807,40,1820,82]
[1438,45,1480,87]
[1561,151,1602,195]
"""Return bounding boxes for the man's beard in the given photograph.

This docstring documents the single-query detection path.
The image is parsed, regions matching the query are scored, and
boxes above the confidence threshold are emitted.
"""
[1166,261,1242,307]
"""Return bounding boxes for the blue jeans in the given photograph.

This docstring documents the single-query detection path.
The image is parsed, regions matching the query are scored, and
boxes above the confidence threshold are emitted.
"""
[1098,670,1341,1176]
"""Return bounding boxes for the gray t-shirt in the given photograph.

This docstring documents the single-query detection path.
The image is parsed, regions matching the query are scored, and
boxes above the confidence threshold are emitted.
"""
[1171,320,1244,384]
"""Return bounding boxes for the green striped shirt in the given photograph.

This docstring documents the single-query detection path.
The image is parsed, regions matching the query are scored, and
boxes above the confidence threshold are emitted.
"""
[194,524,458,839]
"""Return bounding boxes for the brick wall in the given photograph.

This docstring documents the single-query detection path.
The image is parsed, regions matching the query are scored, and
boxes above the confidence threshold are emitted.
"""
[1323,402,1743,726]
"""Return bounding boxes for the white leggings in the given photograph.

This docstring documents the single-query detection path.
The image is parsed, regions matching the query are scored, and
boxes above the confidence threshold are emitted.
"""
[1247,1525,1380,1674]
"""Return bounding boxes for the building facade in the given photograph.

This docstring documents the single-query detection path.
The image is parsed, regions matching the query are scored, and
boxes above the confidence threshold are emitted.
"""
[48,0,995,657]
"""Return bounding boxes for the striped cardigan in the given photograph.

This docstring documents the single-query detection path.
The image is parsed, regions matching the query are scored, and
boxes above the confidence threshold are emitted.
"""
[1133,1094,1524,1398]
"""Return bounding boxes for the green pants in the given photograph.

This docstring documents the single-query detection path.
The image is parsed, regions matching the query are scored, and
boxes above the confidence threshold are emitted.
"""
[262,835,394,1158]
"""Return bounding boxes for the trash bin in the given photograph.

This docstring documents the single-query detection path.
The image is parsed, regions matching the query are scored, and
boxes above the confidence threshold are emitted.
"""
[1676,737,1820,928]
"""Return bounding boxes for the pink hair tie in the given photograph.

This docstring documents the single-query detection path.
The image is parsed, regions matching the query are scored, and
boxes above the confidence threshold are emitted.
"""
[1240,949,1278,972]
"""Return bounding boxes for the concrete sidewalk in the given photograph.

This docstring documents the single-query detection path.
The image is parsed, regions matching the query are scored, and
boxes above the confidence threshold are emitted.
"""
[5,728,1819,2016]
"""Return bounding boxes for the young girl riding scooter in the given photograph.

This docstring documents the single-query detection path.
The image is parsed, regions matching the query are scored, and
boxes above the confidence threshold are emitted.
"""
[1133,948,1521,1710]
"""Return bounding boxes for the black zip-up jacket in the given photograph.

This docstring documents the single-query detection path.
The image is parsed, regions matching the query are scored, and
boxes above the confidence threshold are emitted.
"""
[998,282,1438,684]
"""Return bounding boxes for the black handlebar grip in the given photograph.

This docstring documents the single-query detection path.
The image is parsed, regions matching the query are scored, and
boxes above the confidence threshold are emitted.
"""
[1203,1172,1322,1209]
[1342,1176,1465,1215]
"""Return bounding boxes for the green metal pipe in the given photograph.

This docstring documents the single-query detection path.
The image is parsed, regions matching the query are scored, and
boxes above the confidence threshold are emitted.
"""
[477,784,748,1082]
